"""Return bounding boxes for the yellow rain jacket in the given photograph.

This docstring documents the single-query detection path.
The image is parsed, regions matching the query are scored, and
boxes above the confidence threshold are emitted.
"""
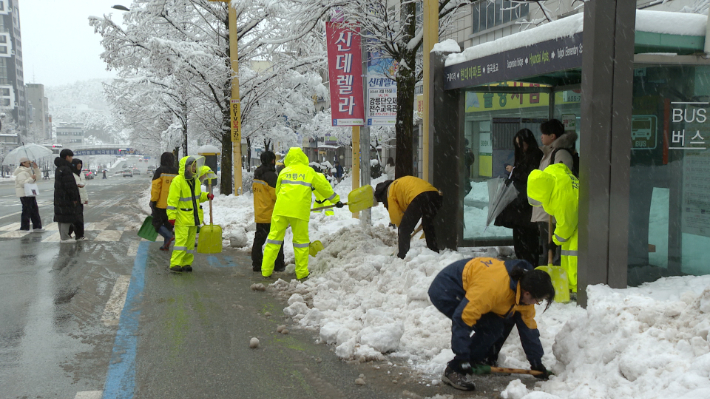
[527,163,579,291]
[386,176,439,226]
[150,169,178,209]
[312,189,335,216]
[167,156,209,226]
[272,148,339,221]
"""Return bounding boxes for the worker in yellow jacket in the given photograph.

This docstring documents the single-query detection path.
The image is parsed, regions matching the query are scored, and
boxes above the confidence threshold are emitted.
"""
[428,257,555,391]
[374,176,442,259]
[251,151,285,272]
[166,156,212,273]
[527,163,579,292]
[262,147,341,280]
[197,165,217,226]
[150,152,178,251]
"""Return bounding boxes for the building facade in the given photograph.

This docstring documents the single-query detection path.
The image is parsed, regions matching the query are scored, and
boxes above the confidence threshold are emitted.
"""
[25,83,51,141]
[0,0,26,135]
[55,123,85,146]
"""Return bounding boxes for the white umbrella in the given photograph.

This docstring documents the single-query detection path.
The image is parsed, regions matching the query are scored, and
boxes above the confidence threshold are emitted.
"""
[2,143,53,165]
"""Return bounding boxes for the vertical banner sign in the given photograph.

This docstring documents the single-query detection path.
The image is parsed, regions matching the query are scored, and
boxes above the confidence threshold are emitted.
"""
[230,99,241,142]
[326,22,364,126]
[366,45,397,126]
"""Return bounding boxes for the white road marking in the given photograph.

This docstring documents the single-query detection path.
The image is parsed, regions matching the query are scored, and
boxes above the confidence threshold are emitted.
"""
[0,222,21,231]
[42,232,62,242]
[85,222,110,231]
[74,391,103,399]
[0,230,30,238]
[94,230,123,242]
[45,223,59,231]
[127,241,140,257]
[101,275,131,326]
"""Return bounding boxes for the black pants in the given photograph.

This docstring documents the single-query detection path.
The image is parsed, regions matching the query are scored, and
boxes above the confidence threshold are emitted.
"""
[69,204,84,239]
[513,224,540,266]
[537,222,561,266]
[398,191,442,259]
[20,196,42,230]
[252,223,284,271]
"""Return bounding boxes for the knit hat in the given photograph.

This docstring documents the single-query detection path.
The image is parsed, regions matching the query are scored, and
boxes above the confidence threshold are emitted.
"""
[19,157,30,164]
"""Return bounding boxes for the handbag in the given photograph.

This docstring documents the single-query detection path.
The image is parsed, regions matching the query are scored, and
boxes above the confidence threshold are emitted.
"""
[24,183,39,197]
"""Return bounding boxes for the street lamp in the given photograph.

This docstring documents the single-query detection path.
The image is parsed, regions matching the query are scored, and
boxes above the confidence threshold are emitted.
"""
[111,5,130,11]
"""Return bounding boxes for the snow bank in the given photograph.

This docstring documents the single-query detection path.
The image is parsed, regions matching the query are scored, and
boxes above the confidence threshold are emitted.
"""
[447,10,708,67]
[432,39,460,53]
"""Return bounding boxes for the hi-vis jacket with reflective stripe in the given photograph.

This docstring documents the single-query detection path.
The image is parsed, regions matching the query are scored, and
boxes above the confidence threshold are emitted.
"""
[272,147,340,221]
[527,163,578,246]
[167,156,209,226]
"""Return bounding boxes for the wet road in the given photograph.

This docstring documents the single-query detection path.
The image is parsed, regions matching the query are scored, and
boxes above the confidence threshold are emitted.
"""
[0,171,528,399]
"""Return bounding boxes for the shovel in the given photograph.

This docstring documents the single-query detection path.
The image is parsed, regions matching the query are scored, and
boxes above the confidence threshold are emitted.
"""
[469,364,544,376]
[137,215,159,241]
[535,216,570,303]
[197,183,223,254]
[309,240,324,257]
[309,185,374,213]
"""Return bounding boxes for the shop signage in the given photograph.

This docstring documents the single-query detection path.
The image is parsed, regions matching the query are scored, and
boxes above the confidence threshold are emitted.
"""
[366,43,397,126]
[326,22,365,126]
[562,114,577,132]
[444,32,583,90]
[669,102,708,151]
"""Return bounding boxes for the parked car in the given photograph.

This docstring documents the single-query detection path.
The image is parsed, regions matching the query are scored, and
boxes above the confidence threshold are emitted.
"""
[82,169,95,180]
[122,169,133,178]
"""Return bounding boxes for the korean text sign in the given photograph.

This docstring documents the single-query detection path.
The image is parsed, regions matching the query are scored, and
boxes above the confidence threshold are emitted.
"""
[326,22,364,126]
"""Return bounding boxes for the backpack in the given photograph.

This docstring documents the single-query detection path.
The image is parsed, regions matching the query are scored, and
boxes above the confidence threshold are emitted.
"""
[550,147,579,177]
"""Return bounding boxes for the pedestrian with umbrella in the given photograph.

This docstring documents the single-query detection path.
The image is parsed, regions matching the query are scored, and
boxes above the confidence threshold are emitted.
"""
[13,157,42,231]
[493,129,543,265]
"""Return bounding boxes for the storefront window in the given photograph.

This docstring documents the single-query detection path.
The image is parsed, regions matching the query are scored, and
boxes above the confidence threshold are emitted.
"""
[463,84,550,241]
[628,65,710,285]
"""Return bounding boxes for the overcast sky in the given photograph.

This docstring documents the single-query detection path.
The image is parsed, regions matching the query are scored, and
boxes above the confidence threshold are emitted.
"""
[21,0,123,88]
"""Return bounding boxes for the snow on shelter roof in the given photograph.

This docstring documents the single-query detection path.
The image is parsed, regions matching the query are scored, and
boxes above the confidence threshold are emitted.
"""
[445,10,708,67]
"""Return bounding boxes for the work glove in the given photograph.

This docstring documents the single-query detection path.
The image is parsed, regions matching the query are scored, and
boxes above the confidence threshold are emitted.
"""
[335,201,344,208]
[168,220,175,226]
[531,363,552,380]
[149,201,157,208]
[207,193,214,200]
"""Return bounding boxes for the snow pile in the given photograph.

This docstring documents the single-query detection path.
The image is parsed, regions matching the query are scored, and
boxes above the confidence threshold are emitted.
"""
[636,10,707,36]
[432,39,460,53]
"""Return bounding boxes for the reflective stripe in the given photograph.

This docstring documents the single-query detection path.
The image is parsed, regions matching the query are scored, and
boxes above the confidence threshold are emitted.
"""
[555,234,568,243]
[179,196,199,201]
[253,180,267,186]
[281,179,312,188]
[561,250,578,256]
[293,242,310,248]
[326,193,337,201]
[166,206,177,210]
[174,246,187,251]
[528,197,542,206]
[266,239,283,245]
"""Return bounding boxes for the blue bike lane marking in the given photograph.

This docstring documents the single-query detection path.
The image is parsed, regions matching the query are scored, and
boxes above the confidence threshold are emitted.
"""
[102,241,149,399]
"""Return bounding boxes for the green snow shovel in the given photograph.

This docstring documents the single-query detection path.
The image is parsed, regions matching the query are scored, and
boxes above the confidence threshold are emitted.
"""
[137,215,158,242]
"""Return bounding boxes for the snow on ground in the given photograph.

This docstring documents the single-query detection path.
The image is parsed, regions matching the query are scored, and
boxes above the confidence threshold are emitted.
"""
[191,171,710,398]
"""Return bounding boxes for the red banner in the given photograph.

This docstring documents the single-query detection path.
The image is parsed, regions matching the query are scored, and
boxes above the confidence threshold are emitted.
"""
[326,22,364,126]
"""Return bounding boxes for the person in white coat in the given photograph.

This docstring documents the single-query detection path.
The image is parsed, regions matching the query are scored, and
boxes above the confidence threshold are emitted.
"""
[13,157,42,231]
[69,158,88,240]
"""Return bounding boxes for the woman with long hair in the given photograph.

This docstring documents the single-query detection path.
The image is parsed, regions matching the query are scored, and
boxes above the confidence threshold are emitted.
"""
[494,128,544,265]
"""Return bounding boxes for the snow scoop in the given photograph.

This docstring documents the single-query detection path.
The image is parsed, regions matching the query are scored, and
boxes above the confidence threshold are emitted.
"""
[197,183,222,254]
[479,365,544,377]
[410,224,424,240]
[535,216,570,303]
[309,240,324,257]
[137,215,158,242]
[309,185,374,213]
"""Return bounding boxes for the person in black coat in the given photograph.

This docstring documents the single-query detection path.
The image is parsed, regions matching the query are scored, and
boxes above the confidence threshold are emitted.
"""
[251,151,285,272]
[53,149,80,241]
[494,129,544,265]
[150,152,179,250]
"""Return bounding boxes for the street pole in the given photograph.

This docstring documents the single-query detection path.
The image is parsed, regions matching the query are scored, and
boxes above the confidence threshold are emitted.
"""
[210,0,242,196]
[351,126,360,219]
[422,0,438,182]
[360,35,371,226]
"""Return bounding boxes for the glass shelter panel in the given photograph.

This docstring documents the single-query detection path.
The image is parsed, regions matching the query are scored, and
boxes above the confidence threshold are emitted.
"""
[627,65,710,285]
[463,85,550,241]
